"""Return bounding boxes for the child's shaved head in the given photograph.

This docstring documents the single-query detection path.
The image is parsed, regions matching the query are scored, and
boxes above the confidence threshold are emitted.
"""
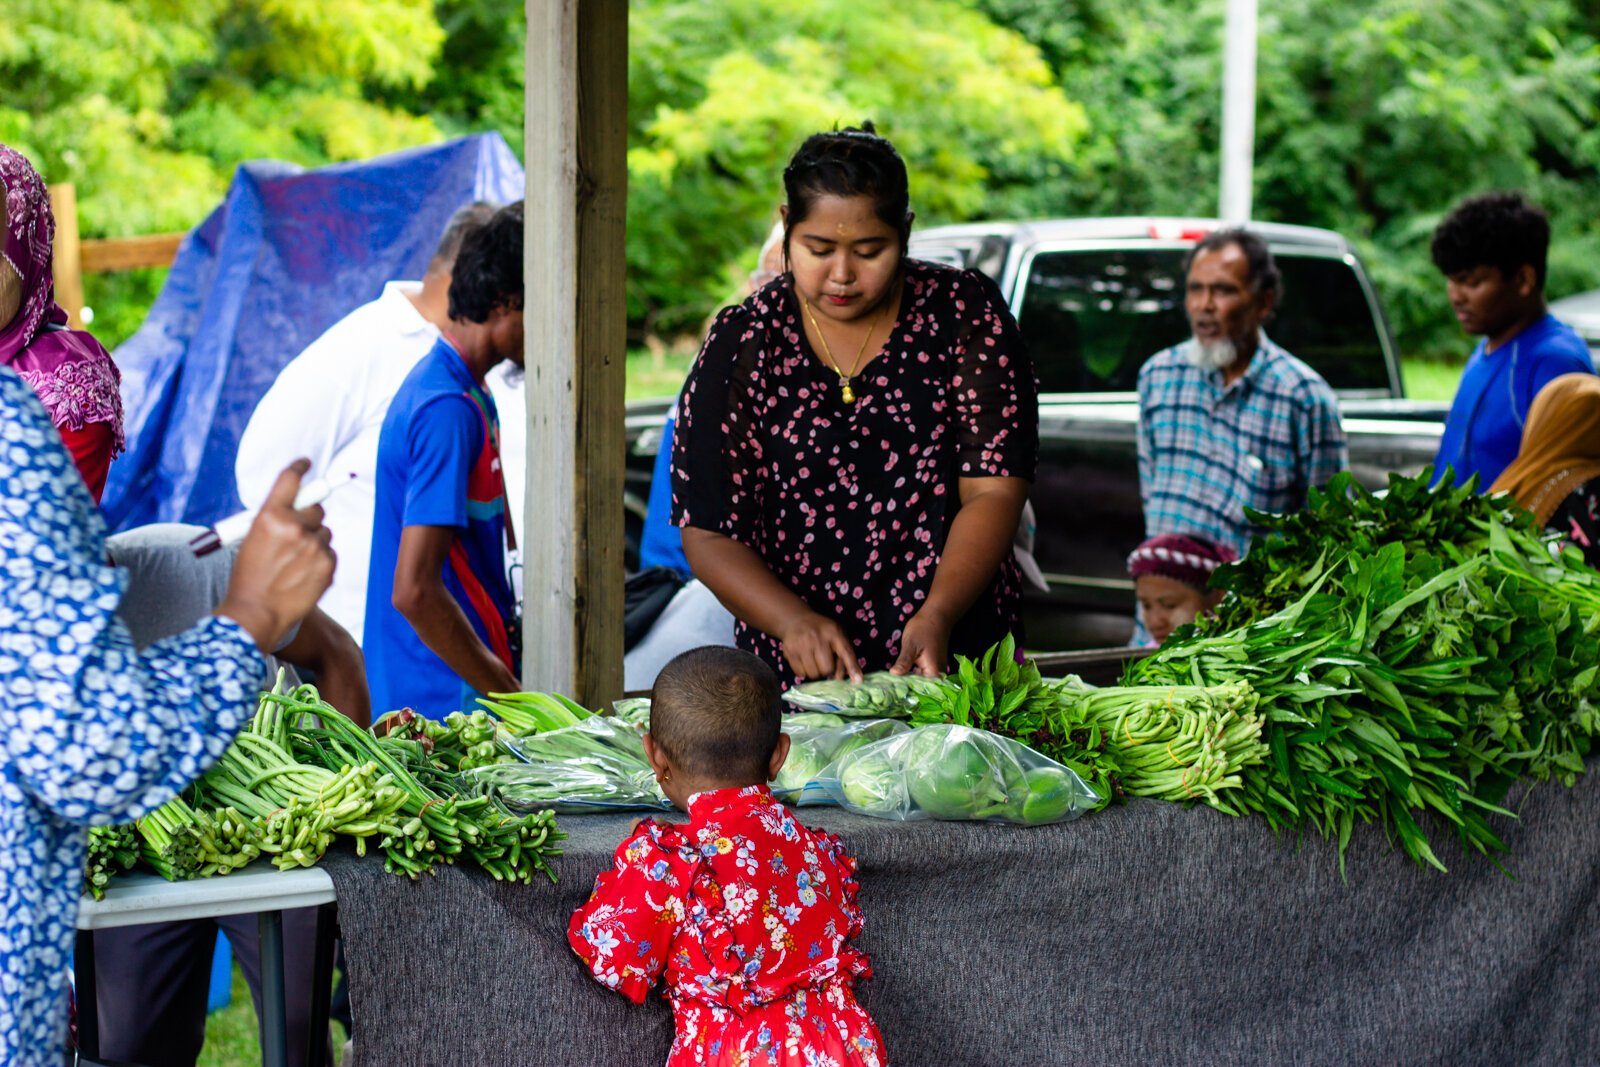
[649,647,783,782]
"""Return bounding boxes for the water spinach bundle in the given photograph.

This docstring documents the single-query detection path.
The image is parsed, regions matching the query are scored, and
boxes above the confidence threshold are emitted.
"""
[1131,469,1600,872]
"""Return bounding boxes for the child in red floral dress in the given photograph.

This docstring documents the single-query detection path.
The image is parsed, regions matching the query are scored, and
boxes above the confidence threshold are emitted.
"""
[569,646,886,1067]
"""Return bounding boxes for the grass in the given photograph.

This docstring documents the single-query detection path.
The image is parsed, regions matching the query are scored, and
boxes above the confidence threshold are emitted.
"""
[1400,356,1464,403]
[625,343,696,401]
[196,962,261,1067]
[197,960,346,1067]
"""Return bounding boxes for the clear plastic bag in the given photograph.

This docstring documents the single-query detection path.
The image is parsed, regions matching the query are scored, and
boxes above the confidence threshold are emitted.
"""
[770,714,911,805]
[782,671,953,719]
[456,716,672,813]
[610,696,652,729]
[815,723,1102,825]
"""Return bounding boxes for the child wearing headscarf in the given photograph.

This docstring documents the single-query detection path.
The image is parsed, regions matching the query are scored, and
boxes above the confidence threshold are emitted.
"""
[0,145,124,500]
[1489,372,1600,568]
[1127,533,1238,646]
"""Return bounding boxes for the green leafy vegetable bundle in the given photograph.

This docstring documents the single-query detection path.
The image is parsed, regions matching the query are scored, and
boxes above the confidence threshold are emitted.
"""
[1131,469,1600,871]
[460,715,670,813]
[905,635,1125,808]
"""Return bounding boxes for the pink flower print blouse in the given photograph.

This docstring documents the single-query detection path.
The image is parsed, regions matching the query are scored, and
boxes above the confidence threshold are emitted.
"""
[671,260,1040,684]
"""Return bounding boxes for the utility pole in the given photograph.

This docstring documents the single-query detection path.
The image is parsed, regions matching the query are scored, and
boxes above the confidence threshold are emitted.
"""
[1219,0,1258,223]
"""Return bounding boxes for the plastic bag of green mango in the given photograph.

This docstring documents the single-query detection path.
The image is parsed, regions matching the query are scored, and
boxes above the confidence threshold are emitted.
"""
[816,723,1101,825]
[782,671,954,718]
[770,716,911,805]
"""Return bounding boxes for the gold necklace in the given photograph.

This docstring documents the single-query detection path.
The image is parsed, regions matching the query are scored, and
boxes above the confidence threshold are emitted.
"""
[800,292,888,405]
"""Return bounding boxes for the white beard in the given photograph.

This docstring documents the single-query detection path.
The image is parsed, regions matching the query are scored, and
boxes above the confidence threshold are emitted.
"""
[1185,338,1237,372]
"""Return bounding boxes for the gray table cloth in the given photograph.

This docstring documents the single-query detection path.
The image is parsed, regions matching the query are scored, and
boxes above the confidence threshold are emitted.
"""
[325,770,1600,1066]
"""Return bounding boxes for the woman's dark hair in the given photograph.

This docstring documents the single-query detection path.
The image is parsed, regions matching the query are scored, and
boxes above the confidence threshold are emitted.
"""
[447,200,524,323]
[649,646,783,783]
[782,121,912,253]
[1431,191,1550,289]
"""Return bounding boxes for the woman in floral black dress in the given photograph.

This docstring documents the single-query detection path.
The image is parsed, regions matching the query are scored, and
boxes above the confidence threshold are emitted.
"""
[671,125,1039,685]
[1490,372,1600,567]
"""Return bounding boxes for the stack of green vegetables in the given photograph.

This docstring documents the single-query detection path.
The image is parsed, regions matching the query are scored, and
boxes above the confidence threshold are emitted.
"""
[84,680,567,898]
[1054,677,1268,813]
[785,671,951,718]
[904,634,1268,813]
[904,636,1123,807]
[460,714,669,813]
[1130,469,1600,871]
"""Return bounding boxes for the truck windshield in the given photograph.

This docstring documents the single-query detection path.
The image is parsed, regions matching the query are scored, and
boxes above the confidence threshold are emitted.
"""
[1017,248,1391,393]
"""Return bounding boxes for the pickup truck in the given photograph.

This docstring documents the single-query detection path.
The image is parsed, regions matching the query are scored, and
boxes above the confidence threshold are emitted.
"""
[624,217,1449,650]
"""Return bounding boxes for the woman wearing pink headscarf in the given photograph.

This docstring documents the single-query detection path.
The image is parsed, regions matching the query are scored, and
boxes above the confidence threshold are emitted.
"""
[1,145,124,500]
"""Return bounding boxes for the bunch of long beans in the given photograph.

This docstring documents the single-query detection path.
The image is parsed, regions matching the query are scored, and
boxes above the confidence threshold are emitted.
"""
[1059,680,1267,813]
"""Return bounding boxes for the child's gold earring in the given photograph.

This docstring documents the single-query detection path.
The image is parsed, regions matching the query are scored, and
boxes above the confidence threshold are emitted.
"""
[661,771,670,783]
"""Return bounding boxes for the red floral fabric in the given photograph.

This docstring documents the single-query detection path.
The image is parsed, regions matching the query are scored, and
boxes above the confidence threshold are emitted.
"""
[570,785,885,1066]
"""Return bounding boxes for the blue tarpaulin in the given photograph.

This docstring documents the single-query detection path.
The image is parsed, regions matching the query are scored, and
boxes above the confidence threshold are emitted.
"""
[101,134,526,530]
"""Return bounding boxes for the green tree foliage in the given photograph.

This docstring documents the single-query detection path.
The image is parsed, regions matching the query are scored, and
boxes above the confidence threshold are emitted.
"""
[6,0,1599,359]
[1,0,446,345]
[625,0,1086,337]
[983,0,1600,360]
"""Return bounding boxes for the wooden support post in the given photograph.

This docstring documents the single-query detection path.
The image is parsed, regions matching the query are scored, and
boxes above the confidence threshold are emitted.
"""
[523,0,628,706]
[48,183,86,330]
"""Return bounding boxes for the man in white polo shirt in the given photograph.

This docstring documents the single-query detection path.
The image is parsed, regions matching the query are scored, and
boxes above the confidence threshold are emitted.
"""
[235,203,527,644]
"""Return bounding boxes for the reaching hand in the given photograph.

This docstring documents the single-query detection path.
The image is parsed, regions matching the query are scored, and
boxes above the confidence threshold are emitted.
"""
[890,608,951,678]
[217,459,336,652]
[778,611,863,682]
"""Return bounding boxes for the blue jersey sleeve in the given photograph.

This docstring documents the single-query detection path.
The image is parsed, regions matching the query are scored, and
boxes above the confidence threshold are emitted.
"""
[403,394,481,529]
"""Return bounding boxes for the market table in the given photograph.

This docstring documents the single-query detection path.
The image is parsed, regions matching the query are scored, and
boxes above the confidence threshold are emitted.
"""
[323,764,1600,1066]
[75,863,338,1067]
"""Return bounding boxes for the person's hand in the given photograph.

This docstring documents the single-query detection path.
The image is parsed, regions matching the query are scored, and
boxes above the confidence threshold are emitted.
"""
[217,459,336,652]
[890,607,953,678]
[778,610,863,682]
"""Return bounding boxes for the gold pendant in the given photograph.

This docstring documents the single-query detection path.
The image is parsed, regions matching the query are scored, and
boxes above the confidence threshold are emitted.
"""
[840,382,856,404]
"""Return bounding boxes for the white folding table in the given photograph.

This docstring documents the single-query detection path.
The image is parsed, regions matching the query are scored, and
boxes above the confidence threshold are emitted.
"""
[76,864,338,1067]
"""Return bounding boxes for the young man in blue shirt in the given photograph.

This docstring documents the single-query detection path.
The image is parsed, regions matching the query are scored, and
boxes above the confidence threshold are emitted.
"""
[1430,192,1594,489]
[364,202,525,717]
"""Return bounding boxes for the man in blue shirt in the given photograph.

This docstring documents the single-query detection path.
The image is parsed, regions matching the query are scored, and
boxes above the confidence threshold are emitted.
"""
[1429,191,1594,489]
[364,202,525,717]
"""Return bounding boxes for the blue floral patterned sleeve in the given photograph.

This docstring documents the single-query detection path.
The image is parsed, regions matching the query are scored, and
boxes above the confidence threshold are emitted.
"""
[0,368,264,1065]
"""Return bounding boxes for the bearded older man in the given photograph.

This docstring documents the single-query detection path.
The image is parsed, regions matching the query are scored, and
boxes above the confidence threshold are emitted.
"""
[1136,228,1348,559]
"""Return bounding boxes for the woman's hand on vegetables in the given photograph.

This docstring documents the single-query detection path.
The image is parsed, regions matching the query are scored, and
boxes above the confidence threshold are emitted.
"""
[218,459,336,653]
[891,607,952,678]
[778,611,863,682]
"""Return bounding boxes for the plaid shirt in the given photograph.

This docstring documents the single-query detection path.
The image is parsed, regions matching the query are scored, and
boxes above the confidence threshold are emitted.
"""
[1137,335,1348,557]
